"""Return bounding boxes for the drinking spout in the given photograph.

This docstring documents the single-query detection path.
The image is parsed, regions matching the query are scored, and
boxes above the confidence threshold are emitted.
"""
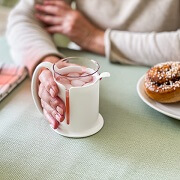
[99,72,110,79]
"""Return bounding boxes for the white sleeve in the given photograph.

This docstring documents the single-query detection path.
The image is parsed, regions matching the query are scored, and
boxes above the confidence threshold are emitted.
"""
[6,0,64,76]
[104,29,180,66]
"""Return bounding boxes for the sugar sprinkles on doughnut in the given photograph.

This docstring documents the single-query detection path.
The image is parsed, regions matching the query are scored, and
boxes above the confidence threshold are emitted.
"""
[144,61,180,103]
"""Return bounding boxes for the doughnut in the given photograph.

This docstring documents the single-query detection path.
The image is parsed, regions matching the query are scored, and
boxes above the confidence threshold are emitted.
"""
[144,62,180,103]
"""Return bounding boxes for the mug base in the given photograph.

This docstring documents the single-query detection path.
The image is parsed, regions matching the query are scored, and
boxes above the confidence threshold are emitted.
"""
[51,113,104,138]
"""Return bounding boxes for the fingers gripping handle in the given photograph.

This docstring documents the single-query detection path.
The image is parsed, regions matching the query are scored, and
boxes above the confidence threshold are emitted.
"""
[31,62,53,114]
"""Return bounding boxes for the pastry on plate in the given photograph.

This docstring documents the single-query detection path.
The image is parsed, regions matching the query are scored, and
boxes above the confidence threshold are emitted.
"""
[144,61,180,103]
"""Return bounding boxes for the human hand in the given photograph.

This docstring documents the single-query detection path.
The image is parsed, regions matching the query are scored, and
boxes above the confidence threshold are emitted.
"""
[38,55,66,129]
[35,0,105,55]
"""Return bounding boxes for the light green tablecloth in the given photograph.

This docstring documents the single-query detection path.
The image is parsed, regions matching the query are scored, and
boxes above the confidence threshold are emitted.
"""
[1,36,180,180]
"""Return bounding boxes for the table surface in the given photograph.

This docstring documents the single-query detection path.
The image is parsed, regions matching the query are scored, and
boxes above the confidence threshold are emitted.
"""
[1,36,180,180]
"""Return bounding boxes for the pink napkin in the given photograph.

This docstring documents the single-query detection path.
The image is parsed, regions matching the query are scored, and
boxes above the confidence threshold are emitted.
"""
[0,63,28,101]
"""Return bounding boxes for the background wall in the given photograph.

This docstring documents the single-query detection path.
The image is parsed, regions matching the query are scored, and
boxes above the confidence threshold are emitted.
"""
[0,0,19,36]
[0,0,18,7]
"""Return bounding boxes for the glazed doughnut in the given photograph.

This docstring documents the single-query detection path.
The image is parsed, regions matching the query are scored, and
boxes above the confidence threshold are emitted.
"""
[144,62,180,103]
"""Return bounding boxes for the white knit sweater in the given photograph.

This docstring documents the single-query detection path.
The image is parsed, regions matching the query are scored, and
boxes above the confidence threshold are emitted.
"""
[7,0,180,75]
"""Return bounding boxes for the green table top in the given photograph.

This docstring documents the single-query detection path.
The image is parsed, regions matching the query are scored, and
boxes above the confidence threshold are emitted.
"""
[1,36,180,180]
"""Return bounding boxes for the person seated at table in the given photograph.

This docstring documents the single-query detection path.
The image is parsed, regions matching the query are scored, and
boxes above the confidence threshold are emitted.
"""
[6,0,180,129]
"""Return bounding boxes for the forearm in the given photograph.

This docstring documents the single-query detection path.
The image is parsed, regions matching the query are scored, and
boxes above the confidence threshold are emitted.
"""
[6,0,64,76]
[41,55,61,63]
[105,29,180,66]
[82,29,105,55]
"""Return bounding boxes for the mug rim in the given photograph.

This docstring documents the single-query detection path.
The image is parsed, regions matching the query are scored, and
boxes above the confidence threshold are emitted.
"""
[53,57,100,78]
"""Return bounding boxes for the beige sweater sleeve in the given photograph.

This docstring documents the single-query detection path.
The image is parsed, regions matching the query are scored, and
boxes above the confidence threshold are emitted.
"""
[6,0,65,76]
[105,29,180,66]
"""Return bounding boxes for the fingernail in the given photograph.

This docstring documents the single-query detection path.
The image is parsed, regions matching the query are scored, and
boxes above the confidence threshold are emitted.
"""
[54,121,60,129]
[52,86,57,93]
[60,115,64,122]
[55,114,61,122]
[50,88,55,97]
[57,106,63,115]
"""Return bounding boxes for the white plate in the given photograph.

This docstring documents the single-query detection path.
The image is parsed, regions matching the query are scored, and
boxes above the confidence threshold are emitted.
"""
[137,75,180,120]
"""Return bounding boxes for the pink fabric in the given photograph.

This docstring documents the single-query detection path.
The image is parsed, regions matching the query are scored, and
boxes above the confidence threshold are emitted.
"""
[0,63,28,101]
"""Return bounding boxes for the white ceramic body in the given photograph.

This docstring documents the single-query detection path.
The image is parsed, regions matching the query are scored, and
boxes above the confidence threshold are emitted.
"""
[31,62,109,138]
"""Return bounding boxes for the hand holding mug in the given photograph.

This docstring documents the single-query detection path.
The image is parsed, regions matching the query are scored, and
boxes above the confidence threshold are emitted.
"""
[38,56,66,129]
[32,57,110,138]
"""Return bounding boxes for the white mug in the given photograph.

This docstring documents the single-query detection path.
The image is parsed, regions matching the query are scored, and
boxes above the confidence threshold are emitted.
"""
[31,57,110,138]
